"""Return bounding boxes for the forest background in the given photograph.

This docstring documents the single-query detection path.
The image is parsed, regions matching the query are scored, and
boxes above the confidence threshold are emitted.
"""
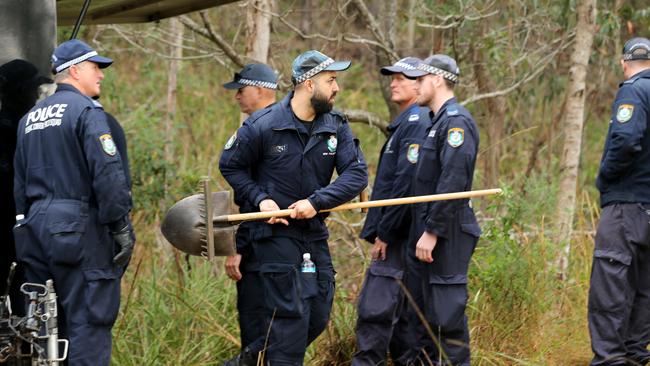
[59,0,650,364]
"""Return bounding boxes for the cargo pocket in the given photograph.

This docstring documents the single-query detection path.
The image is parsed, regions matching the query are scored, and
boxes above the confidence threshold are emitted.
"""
[260,263,303,318]
[49,220,86,265]
[357,265,403,322]
[425,275,468,330]
[589,249,631,312]
[83,268,121,326]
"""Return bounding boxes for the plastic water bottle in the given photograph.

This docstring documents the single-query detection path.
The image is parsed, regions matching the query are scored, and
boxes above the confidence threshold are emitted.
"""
[301,253,316,273]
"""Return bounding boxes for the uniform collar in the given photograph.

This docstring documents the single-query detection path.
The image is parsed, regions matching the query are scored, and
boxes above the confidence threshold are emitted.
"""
[278,91,337,134]
[429,97,457,125]
[388,103,418,132]
[55,83,84,95]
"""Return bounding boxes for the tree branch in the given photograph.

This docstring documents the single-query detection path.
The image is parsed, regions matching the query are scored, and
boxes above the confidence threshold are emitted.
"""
[179,13,246,68]
[341,109,389,136]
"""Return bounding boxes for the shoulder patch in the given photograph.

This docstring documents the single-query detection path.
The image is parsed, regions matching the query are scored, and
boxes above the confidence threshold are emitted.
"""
[447,127,464,148]
[327,135,338,152]
[99,134,117,156]
[408,114,419,121]
[407,143,419,163]
[224,132,237,150]
[616,104,634,123]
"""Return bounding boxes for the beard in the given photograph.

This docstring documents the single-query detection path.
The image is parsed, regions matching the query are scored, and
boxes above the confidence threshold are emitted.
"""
[417,92,432,107]
[311,88,335,115]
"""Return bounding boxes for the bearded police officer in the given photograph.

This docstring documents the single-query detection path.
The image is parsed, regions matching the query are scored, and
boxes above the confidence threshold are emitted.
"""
[220,50,367,365]
[221,63,279,366]
[403,55,481,365]
[352,57,430,366]
[13,39,134,365]
[589,37,650,366]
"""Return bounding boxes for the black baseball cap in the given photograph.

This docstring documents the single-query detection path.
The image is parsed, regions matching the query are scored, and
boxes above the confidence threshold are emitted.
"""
[291,50,351,85]
[223,63,278,90]
[403,54,460,83]
[51,39,113,74]
[380,57,421,77]
[623,37,650,61]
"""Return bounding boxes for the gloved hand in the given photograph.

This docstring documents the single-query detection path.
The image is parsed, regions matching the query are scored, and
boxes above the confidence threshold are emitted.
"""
[111,224,135,267]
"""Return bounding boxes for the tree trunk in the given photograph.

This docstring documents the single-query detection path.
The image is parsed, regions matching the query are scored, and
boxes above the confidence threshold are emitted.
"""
[242,0,273,122]
[471,29,506,189]
[245,0,272,63]
[555,0,597,278]
[300,0,313,49]
[406,0,417,52]
[162,17,183,257]
[164,17,183,201]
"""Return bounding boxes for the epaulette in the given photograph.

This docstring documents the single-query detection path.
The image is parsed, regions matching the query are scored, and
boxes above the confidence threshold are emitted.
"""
[330,109,348,120]
[244,107,274,126]
[407,113,420,122]
[92,99,104,108]
[447,105,460,116]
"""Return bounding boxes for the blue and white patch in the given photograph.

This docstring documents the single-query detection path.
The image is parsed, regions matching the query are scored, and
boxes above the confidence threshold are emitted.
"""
[447,108,459,116]
[428,129,436,138]
[224,133,237,150]
[327,135,338,153]
[408,114,419,121]
[407,144,419,164]
[616,104,634,123]
[447,128,464,148]
[99,134,117,156]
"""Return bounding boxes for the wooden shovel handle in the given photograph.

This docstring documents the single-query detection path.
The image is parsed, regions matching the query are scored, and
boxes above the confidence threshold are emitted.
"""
[214,188,502,224]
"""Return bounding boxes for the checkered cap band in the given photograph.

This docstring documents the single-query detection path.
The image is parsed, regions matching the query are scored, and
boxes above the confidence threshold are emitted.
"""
[55,51,98,73]
[295,58,335,84]
[417,63,459,83]
[237,77,278,90]
[393,61,416,70]
[623,42,650,60]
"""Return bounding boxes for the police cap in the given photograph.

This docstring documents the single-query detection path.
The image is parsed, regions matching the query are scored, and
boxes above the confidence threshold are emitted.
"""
[380,57,421,78]
[291,50,351,85]
[223,63,278,90]
[623,37,650,61]
[51,39,113,74]
[403,54,460,83]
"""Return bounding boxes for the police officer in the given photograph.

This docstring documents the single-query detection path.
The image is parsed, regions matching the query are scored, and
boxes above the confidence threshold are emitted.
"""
[219,50,367,365]
[221,63,279,366]
[0,59,51,314]
[352,57,430,366]
[13,39,134,365]
[588,37,650,366]
[403,55,481,365]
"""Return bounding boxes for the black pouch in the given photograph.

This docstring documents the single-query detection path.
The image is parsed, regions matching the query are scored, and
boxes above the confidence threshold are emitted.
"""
[260,263,303,318]
[83,268,121,326]
[357,265,403,322]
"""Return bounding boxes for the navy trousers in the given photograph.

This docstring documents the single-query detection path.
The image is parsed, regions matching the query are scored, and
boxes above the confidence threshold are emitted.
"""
[13,199,121,366]
[246,235,335,365]
[353,240,419,366]
[589,203,650,366]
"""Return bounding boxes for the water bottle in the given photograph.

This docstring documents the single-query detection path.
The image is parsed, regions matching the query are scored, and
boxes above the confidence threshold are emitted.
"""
[301,253,316,273]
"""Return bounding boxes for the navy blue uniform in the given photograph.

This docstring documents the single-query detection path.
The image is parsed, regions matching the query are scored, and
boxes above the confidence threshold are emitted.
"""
[13,84,132,365]
[409,98,480,365]
[231,105,275,354]
[353,104,429,366]
[589,69,650,366]
[219,92,367,365]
